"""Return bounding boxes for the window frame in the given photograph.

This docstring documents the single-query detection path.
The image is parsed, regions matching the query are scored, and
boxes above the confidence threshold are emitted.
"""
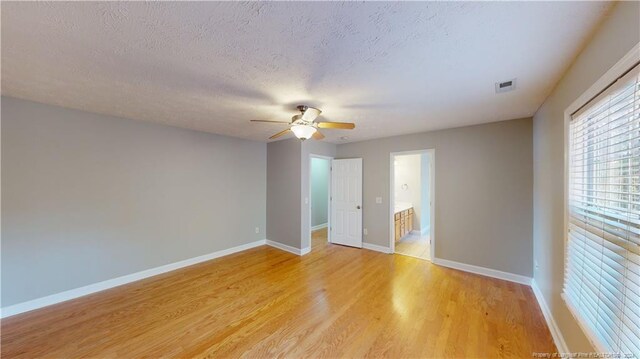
[562,42,640,353]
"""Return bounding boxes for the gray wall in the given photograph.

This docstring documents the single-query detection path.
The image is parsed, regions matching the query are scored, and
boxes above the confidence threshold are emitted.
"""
[337,118,533,276]
[532,1,640,352]
[266,138,302,249]
[266,139,336,251]
[1,97,267,307]
[310,158,330,227]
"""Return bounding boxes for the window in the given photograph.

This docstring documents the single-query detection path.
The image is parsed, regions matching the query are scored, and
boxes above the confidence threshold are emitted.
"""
[565,62,640,358]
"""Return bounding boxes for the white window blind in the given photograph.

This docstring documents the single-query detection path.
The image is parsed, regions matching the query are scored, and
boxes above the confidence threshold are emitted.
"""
[565,63,640,358]
[564,66,640,358]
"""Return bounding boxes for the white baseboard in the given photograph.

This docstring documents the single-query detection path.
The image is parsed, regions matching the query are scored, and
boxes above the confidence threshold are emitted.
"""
[265,240,307,256]
[311,223,328,231]
[531,279,569,353]
[0,239,267,318]
[363,242,392,254]
[432,257,532,285]
[1,237,568,354]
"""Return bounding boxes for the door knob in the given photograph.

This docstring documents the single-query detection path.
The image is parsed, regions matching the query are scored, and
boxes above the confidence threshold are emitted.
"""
[357,205,361,209]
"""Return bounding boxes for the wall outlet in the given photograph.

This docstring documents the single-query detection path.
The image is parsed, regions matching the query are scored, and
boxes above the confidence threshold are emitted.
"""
[255,227,260,234]
[375,197,382,204]
[534,260,539,270]
[363,228,368,235]
[304,197,309,204]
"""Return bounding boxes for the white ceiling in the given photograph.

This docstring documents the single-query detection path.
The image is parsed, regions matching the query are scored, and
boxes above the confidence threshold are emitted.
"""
[1,2,611,143]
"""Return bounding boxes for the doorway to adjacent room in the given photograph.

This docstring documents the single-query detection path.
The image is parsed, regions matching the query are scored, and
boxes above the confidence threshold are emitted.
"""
[310,156,331,251]
[390,150,434,260]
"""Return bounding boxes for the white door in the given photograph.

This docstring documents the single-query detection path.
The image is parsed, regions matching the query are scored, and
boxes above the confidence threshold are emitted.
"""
[331,158,363,248]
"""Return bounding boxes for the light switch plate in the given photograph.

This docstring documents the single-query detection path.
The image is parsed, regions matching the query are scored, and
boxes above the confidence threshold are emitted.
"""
[375,197,382,204]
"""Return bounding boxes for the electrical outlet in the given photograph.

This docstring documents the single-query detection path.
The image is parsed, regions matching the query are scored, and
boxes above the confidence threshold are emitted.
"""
[363,228,368,235]
[375,197,382,204]
[304,197,309,204]
[534,260,539,270]
[255,227,260,234]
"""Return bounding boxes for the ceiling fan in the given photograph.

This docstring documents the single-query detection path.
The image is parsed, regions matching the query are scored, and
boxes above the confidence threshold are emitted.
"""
[251,105,355,141]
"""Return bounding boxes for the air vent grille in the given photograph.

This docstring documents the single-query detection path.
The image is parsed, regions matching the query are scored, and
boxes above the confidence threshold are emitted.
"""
[495,78,517,93]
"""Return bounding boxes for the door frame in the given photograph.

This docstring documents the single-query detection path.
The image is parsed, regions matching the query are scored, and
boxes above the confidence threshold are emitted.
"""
[308,154,333,245]
[389,149,435,261]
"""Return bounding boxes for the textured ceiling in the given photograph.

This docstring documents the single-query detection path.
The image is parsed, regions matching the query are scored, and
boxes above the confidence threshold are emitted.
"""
[1,1,611,143]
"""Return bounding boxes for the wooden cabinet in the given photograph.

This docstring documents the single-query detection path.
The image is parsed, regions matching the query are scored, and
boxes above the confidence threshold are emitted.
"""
[394,207,414,242]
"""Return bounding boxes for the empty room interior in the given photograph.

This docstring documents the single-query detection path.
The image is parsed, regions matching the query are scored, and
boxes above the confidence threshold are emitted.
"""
[1,1,639,358]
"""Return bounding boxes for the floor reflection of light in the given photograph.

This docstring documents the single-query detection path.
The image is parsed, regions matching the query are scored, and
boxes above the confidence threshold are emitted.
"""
[392,274,409,320]
[304,262,330,316]
[313,286,329,315]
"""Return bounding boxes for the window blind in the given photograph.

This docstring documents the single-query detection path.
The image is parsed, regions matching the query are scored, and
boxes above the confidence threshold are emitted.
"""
[565,63,640,358]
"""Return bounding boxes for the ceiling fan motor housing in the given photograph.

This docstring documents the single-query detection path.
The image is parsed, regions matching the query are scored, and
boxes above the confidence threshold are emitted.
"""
[291,114,308,125]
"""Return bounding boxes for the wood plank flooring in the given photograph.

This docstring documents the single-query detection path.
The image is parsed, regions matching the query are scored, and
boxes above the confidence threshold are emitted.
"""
[1,229,556,358]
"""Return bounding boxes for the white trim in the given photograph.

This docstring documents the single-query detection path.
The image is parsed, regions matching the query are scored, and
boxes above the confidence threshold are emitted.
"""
[362,242,392,254]
[432,257,532,285]
[301,247,311,256]
[390,149,435,262]
[265,240,307,256]
[565,42,639,117]
[531,279,569,354]
[311,223,328,231]
[1,239,267,318]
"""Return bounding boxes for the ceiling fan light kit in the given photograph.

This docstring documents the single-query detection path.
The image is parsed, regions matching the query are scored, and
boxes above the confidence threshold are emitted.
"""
[290,124,317,140]
[250,105,355,141]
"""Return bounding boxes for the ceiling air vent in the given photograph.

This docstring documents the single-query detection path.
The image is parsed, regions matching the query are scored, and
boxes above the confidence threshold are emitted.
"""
[495,78,517,93]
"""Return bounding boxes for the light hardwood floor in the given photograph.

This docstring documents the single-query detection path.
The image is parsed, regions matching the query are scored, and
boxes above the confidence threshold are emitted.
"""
[1,229,555,358]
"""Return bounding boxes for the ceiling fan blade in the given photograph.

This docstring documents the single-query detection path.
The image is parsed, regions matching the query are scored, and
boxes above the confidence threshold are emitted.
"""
[316,122,355,130]
[251,120,291,124]
[269,129,291,140]
[301,107,322,122]
[312,130,325,140]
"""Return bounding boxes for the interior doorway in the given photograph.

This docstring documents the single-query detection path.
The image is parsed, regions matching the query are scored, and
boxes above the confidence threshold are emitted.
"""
[389,150,434,261]
[310,155,331,251]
